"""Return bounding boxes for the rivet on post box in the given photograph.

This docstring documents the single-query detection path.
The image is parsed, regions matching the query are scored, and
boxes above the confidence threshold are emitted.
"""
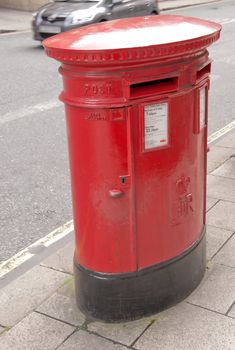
[43,15,221,322]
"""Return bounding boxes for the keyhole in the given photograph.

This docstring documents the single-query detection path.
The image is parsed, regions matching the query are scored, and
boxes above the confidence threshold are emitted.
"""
[121,176,127,185]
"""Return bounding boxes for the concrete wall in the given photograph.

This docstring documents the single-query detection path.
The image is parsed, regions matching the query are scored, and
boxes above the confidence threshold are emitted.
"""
[0,0,49,11]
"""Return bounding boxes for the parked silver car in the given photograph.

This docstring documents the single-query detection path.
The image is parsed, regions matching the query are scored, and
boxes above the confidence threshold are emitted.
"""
[32,0,160,41]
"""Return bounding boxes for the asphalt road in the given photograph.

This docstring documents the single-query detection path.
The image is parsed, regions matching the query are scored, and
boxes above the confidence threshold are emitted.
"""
[0,0,235,262]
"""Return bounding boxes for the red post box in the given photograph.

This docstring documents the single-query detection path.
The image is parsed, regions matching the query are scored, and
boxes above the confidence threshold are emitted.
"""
[44,15,221,322]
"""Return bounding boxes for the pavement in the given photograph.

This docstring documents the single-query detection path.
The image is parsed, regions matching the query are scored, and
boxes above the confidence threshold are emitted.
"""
[0,128,234,349]
[0,8,32,32]
[159,0,222,10]
[0,0,222,32]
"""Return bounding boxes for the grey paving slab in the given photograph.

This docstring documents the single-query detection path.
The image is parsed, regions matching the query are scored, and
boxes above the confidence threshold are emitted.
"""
[187,264,235,314]
[207,175,235,202]
[135,303,235,350]
[216,132,235,149]
[41,240,74,275]
[88,316,153,346]
[0,265,69,327]
[57,329,128,350]
[207,146,234,173]
[37,278,85,326]
[212,157,235,179]
[0,312,74,350]
[213,234,235,268]
[228,303,235,319]
[206,197,218,212]
[37,293,85,327]
[206,225,233,260]
[57,276,75,298]
[207,200,235,231]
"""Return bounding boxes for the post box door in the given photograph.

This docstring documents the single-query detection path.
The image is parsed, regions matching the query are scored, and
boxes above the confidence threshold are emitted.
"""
[65,105,138,273]
[130,88,207,270]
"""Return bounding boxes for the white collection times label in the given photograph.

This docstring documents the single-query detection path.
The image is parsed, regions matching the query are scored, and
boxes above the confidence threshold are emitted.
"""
[200,87,206,129]
[144,102,168,150]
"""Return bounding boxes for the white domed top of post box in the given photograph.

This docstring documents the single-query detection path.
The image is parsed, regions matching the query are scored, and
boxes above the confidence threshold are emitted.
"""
[43,15,221,65]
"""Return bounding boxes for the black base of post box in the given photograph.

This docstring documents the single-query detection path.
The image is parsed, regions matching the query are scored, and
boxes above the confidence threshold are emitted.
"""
[74,227,206,323]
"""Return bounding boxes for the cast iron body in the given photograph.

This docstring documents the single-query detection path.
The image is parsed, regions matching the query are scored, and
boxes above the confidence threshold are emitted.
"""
[44,15,221,322]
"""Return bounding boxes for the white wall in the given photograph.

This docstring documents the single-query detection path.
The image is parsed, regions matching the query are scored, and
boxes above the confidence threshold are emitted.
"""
[0,0,48,11]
